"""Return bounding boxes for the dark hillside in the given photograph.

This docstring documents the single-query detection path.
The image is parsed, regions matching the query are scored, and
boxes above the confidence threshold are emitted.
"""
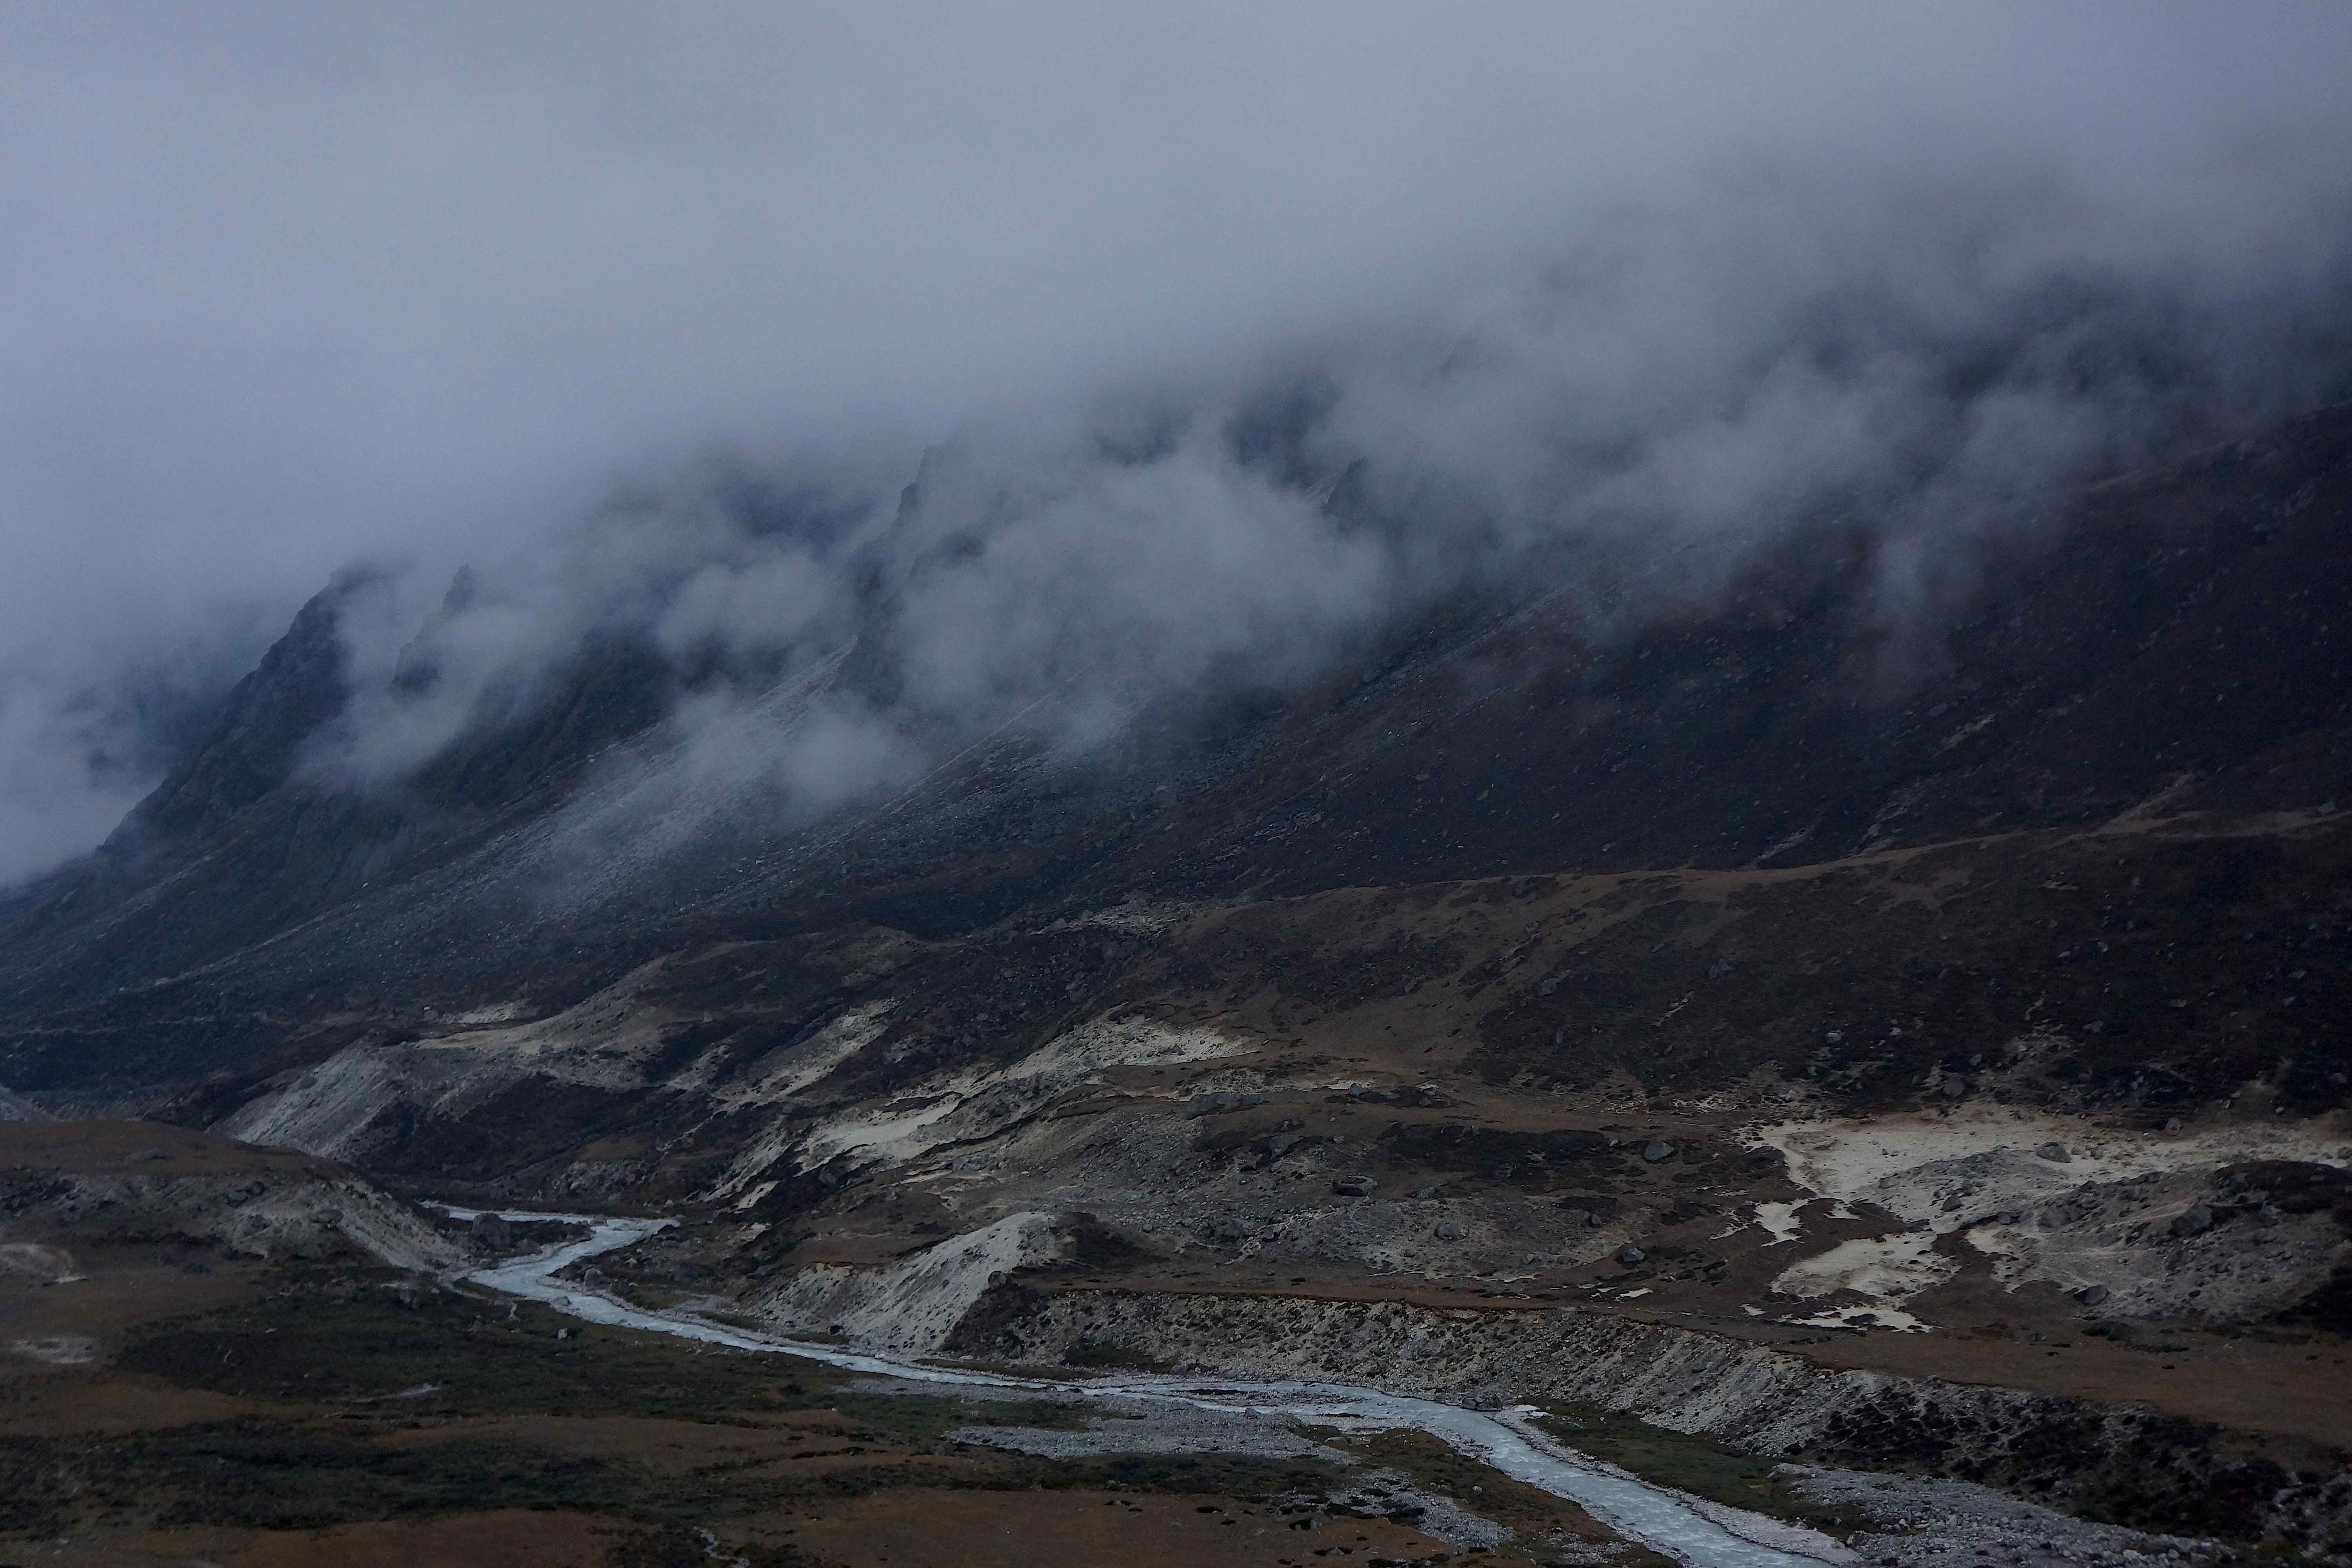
[0,403,2347,1110]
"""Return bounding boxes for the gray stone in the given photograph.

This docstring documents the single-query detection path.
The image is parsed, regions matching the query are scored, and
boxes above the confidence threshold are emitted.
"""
[1264,1132,1305,1158]
[2169,1202,2214,1238]
[1641,1140,1676,1163]
[2075,1283,2111,1307]
[1410,1182,1446,1200]
[1332,1176,1376,1197]
[2036,1142,2070,1162]
[1435,1221,1468,1241]
[1615,1245,1646,1265]
[469,1212,514,1250]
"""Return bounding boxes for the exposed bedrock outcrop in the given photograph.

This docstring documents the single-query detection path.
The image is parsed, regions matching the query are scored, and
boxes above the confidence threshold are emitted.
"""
[741,1210,1060,1356]
[947,1285,2352,1554]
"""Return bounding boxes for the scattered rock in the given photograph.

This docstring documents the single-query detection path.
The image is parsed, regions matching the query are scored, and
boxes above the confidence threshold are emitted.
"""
[0,1244,76,1284]
[1332,1176,1376,1198]
[1615,1245,1646,1265]
[1641,1140,1677,1163]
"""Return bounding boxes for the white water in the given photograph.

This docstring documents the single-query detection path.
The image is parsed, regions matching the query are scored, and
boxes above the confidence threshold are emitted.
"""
[450,1208,1844,1568]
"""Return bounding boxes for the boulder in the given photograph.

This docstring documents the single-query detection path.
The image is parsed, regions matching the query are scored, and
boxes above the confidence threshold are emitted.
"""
[1435,1221,1468,1241]
[2036,1142,2070,1162]
[468,1212,514,1250]
[2170,1202,2214,1238]
[1332,1176,1376,1197]
[2074,1282,2111,1307]
[1641,1140,1676,1164]
[1615,1245,1646,1265]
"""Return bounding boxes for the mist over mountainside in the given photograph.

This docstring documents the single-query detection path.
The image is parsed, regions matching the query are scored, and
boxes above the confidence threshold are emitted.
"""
[2,391,2348,1125]
[11,10,2352,1563]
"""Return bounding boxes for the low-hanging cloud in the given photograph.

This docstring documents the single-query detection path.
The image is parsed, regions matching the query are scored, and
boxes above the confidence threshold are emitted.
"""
[3,4,2350,883]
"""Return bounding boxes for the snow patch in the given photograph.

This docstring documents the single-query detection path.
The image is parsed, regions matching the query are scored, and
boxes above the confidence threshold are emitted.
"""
[1769,1232,1955,1332]
[1755,1107,2348,1234]
[1755,1200,1807,1246]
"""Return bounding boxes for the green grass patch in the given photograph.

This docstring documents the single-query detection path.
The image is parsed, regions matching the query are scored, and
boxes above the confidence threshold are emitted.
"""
[1526,1406,1851,1535]
[118,1285,853,1421]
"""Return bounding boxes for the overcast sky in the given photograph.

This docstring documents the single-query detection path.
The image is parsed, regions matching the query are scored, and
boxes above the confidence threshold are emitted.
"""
[3,2,2349,884]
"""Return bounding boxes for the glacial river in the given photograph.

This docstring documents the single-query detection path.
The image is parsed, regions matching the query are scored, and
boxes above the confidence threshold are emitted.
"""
[452,1209,1843,1568]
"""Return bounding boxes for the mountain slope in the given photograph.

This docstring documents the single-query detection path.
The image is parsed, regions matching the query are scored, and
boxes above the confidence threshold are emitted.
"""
[4,402,2352,1553]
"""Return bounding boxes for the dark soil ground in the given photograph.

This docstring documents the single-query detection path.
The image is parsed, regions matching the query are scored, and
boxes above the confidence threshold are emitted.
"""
[0,1127,1621,1568]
